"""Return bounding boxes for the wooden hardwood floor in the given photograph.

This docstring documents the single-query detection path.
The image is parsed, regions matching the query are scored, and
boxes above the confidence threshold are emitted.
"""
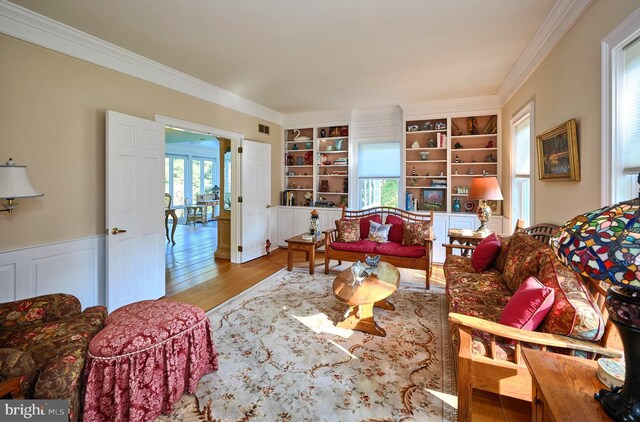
[163,228,530,421]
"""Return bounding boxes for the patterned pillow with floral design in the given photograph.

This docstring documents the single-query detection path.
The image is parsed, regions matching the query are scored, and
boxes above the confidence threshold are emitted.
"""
[335,219,360,243]
[402,222,431,246]
[368,221,392,243]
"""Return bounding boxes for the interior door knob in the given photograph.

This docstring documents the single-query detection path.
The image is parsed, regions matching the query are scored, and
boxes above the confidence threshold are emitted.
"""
[266,204,271,208]
[111,227,127,235]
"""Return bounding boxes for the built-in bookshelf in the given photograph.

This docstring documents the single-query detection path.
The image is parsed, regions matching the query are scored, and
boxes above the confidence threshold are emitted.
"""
[403,114,500,213]
[316,125,349,208]
[282,125,350,207]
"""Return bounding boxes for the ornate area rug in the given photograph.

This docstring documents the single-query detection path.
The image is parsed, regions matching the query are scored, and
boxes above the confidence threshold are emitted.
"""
[159,267,456,422]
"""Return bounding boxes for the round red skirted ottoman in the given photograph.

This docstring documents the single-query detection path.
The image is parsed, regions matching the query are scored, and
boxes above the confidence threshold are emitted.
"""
[82,301,218,422]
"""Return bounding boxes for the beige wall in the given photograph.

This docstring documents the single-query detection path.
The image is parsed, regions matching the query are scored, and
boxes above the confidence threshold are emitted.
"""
[0,34,283,251]
[501,0,640,226]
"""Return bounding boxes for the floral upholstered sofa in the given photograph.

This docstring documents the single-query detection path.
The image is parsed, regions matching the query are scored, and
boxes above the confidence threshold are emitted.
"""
[0,294,106,421]
[444,231,621,421]
[323,206,434,288]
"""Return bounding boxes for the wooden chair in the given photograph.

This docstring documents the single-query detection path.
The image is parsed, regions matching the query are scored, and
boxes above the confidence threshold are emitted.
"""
[514,219,560,245]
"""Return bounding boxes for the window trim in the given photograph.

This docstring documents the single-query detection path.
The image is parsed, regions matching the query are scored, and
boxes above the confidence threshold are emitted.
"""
[510,101,535,226]
[602,8,640,206]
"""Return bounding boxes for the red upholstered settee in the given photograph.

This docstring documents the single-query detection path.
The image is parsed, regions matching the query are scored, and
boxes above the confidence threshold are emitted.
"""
[323,207,434,288]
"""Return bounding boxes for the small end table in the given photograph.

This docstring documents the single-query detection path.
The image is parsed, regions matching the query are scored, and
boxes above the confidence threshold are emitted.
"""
[445,228,489,257]
[285,234,324,275]
[523,348,613,422]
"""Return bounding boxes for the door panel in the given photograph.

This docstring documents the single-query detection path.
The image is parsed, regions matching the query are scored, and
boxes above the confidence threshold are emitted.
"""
[240,140,271,262]
[106,111,165,311]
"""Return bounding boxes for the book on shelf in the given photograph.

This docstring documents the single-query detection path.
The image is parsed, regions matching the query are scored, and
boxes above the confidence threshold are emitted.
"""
[437,133,447,148]
[405,192,418,211]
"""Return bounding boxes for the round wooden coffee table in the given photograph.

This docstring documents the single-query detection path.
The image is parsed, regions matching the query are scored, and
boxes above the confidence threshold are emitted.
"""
[333,261,400,337]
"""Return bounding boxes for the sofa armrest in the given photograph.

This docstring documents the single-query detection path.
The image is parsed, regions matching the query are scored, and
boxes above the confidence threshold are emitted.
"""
[449,312,621,359]
[323,228,338,247]
[0,294,81,330]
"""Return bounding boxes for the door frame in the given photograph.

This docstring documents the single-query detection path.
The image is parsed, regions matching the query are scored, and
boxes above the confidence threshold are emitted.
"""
[155,114,244,263]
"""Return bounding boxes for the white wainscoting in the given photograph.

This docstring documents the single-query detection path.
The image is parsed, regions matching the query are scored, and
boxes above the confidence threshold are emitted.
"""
[0,236,105,308]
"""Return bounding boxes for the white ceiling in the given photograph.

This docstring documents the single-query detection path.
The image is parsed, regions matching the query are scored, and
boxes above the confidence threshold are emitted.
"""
[10,0,556,115]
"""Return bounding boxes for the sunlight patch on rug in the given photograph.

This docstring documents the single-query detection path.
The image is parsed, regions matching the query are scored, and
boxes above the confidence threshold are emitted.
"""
[159,267,456,422]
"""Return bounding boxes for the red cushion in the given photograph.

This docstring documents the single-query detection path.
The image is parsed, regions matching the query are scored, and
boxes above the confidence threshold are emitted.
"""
[499,277,554,331]
[385,215,404,243]
[359,215,382,240]
[472,233,501,272]
[330,239,378,253]
[374,241,426,258]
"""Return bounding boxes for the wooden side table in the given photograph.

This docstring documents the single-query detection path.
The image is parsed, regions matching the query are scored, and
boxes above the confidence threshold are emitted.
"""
[445,228,489,256]
[285,234,324,275]
[523,348,613,422]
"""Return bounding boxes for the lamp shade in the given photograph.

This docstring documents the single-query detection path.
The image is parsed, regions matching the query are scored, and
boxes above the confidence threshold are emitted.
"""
[468,176,503,200]
[551,198,640,291]
[0,160,43,199]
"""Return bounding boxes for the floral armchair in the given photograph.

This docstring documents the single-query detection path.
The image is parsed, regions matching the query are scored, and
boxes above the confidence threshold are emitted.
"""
[0,294,106,421]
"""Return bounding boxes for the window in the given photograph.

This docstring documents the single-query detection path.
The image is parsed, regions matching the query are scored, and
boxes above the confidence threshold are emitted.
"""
[603,11,640,205]
[165,155,187,217]
[357,142,401,209]
[192,157,216,196]
[510,102,534,227]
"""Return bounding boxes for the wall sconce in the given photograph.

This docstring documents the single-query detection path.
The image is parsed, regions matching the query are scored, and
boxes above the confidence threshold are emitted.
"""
[0,158,44,213]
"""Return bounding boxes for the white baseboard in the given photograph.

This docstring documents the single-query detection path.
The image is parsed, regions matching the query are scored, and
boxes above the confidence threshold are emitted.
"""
[0,236,105,308]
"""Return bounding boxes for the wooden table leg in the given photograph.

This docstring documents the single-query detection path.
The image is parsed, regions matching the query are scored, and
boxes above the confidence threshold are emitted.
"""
[308,246,315,275]
[170,212,177,245]
[336,303,386,337]
[374,298,395,311]
[287,246,293,271]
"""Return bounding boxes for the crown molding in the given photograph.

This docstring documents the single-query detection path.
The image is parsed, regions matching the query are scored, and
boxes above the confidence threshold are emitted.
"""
[0,0,284,125]
[400,96,500,118]
[283,109,353,128]
[497,0,593,106]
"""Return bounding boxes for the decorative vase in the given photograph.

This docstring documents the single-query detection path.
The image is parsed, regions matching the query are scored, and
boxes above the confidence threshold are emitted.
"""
[453,198,461,213]
[320,128,326,138]
[419,152,430,160]
[334,139,343,151]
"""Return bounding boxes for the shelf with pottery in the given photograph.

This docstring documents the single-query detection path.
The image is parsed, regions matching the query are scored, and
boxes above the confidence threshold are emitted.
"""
[315,125,349,207]
[284,127,315,207]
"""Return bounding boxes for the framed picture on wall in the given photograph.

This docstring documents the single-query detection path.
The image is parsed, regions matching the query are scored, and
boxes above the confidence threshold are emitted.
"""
[421,189,445,211]
[536,119,580,181]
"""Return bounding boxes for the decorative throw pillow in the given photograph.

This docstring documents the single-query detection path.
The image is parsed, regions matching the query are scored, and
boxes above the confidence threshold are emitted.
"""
[358,215,382,240]
[335,219,360,243]
[368,221,392,243]
[471,233,501,272]
[402,222,431,246]
[499,276,555,330]
[385,215,404,243]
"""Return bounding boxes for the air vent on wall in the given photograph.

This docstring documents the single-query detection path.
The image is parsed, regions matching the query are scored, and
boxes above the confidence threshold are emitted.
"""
[258,123,270,135]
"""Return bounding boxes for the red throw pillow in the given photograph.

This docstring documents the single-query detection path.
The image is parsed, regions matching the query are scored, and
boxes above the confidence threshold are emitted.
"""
[384,215,404,243]
[471,233,501,272]
[499,276,555,330]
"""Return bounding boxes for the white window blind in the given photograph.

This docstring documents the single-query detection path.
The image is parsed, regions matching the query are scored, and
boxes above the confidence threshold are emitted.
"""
[514,117,531,177]
[357,142,401,178]
[622,36,640,173]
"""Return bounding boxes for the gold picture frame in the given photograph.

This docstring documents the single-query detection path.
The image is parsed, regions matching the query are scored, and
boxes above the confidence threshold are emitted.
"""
[536,119,580,181]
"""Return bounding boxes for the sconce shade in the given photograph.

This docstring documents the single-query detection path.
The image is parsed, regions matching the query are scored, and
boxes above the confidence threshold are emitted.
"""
[0,160,43,199]
[468,176,503,201]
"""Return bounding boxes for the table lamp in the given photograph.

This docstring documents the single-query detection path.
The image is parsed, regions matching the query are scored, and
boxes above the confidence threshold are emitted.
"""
[468,176,503,235]
[551,188,640,421]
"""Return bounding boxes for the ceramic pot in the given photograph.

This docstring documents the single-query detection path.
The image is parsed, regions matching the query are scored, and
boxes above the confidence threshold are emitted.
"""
[419,152,430,160]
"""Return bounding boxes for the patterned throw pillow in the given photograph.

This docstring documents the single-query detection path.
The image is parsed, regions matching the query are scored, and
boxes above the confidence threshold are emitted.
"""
[368,221,392,243]
[402,222,431,246]
[335,219,360,243]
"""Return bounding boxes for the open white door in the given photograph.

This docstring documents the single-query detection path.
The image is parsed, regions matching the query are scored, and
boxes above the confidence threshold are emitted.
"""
[106,110,166,311]
[240,140,271,263]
